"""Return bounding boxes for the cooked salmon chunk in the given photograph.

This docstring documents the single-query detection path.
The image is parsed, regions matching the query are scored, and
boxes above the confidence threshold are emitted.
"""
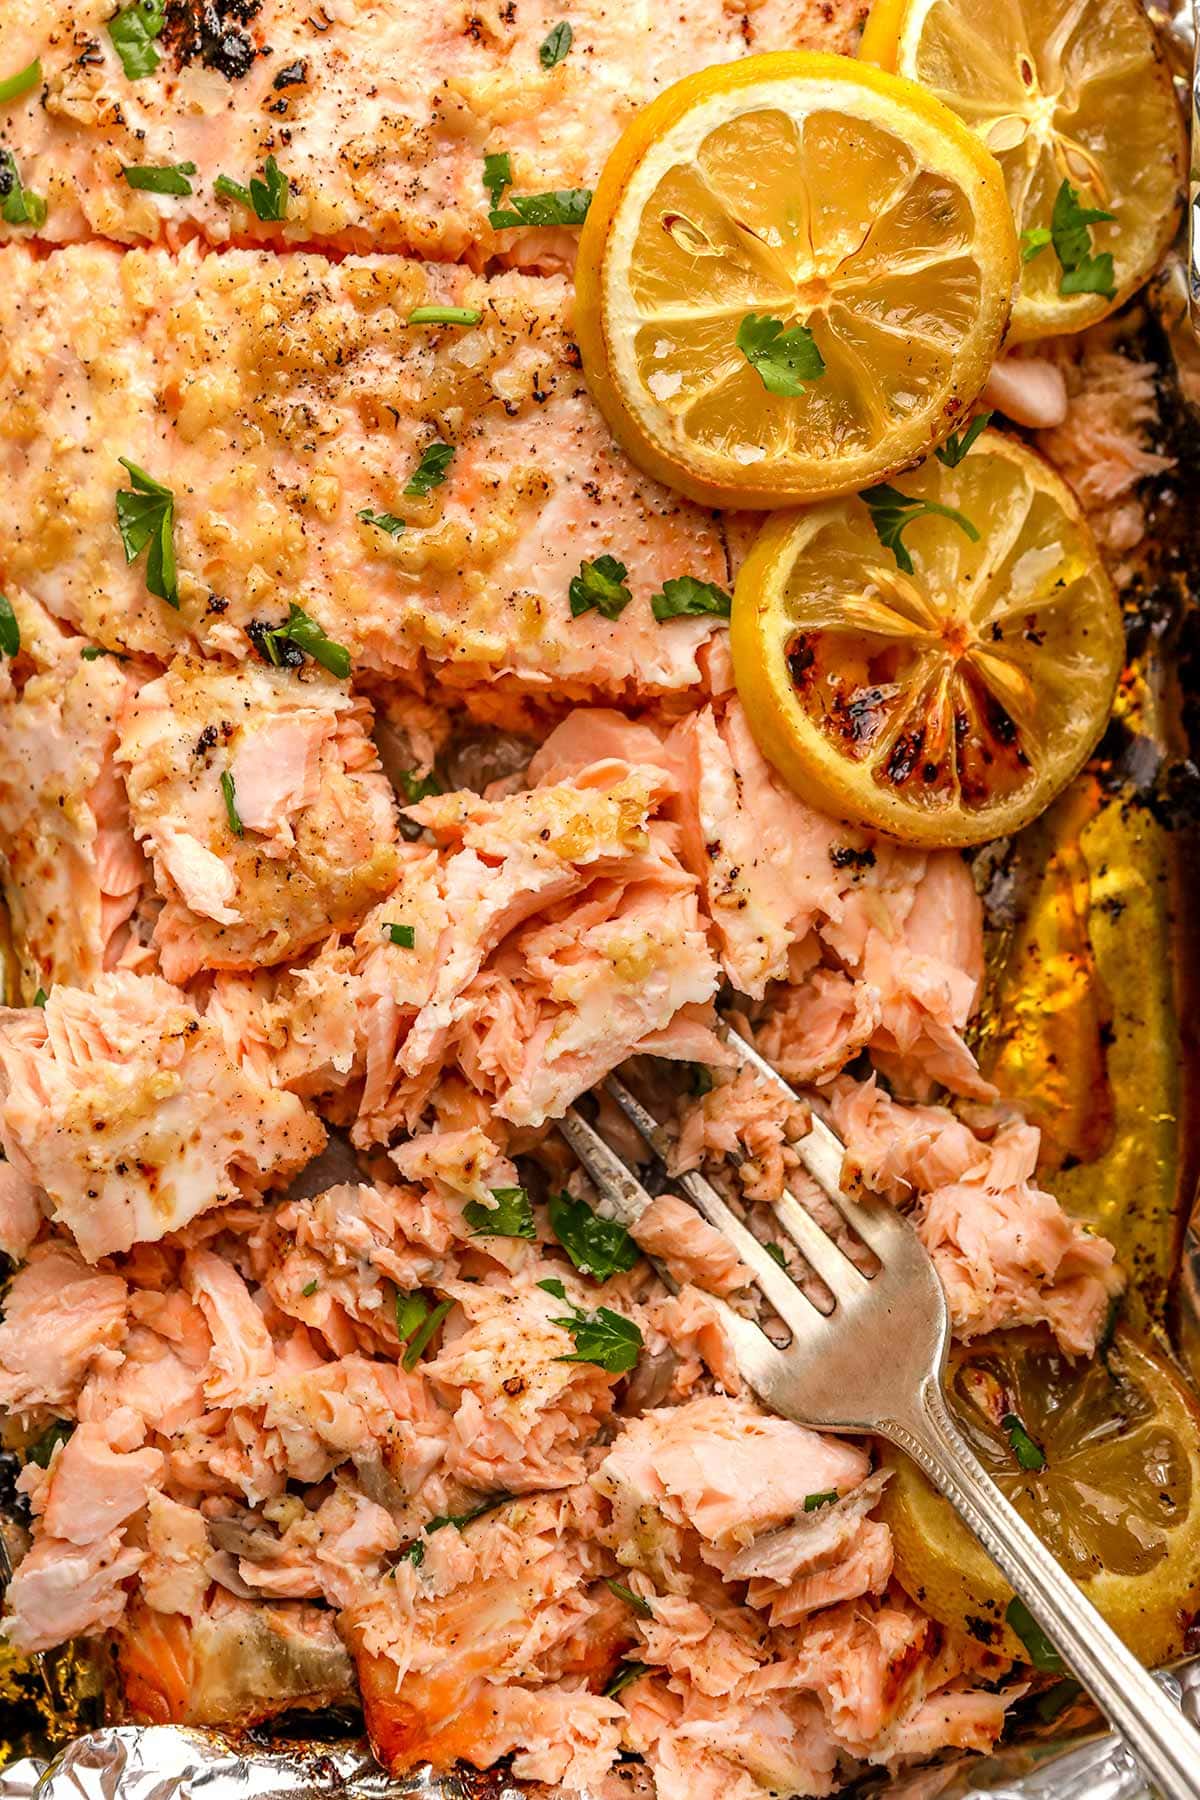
[0,243,733,697]
[0,971,324,1258]
[0,0,865,260]
[117,655,399,981]
[0,589,150,996]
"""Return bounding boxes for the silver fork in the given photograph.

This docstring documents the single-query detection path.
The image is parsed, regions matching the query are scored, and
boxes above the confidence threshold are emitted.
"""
[561,1036,1200,1800]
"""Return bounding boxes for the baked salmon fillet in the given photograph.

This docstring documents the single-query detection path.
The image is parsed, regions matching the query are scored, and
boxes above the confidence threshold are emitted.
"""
[0,243,733,700]
[0,0,865,260]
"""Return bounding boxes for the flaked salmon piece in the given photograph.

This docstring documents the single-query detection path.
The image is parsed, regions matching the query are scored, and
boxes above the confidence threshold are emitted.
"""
[185,1249,275,1407]
[141,1492,211,1618]
[594,1396,870,1555]
[206,948,360,1105]
[832,1076,1122,1353]
[0,1240,127,1418]
[754,966,883,1086]
[631,1194,748,1296]
[352,764,719,1135]
[263,1352,449,1491]
[643,1286,745,1401]
[118,657,399,983]
[0,590,150,995]
[0,245,731,697]
[623,1675,841,1800]
[982,354,1069,429]
[4,1525,145,1653]
[424,1270,623,1493]
[674,1066,812,1204]
[227,1482,402,1609]
[0,0,864,260]
[0,972,325,1260]
[118,1590,357,1727]
[341,1490,623,1782]
[886,1687,1015,1759]
[39,1413,163,1546]
[0,1158,43,1260]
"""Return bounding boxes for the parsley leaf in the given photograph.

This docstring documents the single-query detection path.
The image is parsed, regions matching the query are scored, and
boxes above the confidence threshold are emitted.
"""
[398,1537,425,1565]
[115,457,178,607]
[538,1276,568,1299]
[1005,1597,1064,1672]
[32,987,47,1008]
[425,1493,511,1534]
[0,594,19,658]
[736,312,825,396]
[935,411,992,468]
[569,554,632,620]
[383,922,416,948]
[548,1191,639,1281]
[464,1185,537,1240]
[551,1298,643,1373]
[395,1291,429,1342]
[81,645,120,661]
[358,507,406,537]
[804,1489,839,1512]
[301,1278,318,1297]
[1002,1411,1047,1472]
[605,1659,651,1698]
[489,187,591,230]
[402,1297,453,1370]
[861,483,980,577]
[25,1420,72,1468]
[408,305,482,327]
[650,575,731,622]
[764,1241,788,1269]
[605,1578,653,1618]
[219,769,243,838]
[108,0,165,80]
[0,150,46,228]
[539,20,574,66]
[483,151,512,210]
[1021,179,1116,299]
[405,440,455,498]
[216,155,290,222]
[122,161,197,196]
[397,768,441,804]
[0,60,41,105]
[255,603,351,678]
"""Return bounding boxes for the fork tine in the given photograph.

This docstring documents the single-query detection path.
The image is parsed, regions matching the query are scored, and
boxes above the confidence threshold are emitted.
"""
[557,1106,656,1229]
[771,1187,871,1299]
[603,1076,827,1342]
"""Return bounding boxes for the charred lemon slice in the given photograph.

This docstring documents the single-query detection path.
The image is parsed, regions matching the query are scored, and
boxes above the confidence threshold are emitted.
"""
[574,52,1018,508]
[730,428,1122,847]
[860,0,1185,341]
[881,1329,1200,1665]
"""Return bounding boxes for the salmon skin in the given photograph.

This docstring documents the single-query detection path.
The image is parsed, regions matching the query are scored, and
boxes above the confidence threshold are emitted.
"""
[0,0,865,261]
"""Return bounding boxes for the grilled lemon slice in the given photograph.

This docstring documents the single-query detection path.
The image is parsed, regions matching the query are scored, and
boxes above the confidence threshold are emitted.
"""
[575,52,1018,508]
[860,0,1185,340]
[881,1328,1200,1665]
[729,428,1122,846]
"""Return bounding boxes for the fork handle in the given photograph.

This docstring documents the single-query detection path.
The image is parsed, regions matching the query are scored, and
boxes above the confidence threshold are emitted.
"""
[886,1378,1200,1800]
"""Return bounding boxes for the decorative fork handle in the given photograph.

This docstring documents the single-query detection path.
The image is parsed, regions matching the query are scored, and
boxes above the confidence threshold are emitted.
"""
[887,1380,1200,1800]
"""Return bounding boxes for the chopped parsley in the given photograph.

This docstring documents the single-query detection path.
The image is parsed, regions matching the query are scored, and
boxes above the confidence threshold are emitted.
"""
[483,151,512,210]
[425,1492,511,1534]
[1005,1597,1064,1672]
[736,312,825,396]
[550,1296,643,1374]
[691,1064,714,1096]
[0,594,19,658]
[219,769,243,838]
[108,0,166,80]
[358,507,406,537]
[605,1578,653,1618]
[650,575,731,622]
[538,1277,568,1299]
[861,483,980,577]
[0,150,46,228]
[548,1191,639,1281]
[569,553,632,620]
[605,1659,651,1698]
[397,768,441,804]
[539,20,574,66]
[301,1279,318,1297]
[81,645,117,661]
[251,603,351,679]
[1002,1411,1047,1472]
[463,1185,537,1239]
[405,440,455,498]
[804,1489,839,1512]
[0,60,42,105]
[122,161,197,196]
[407,304,482,327]
[214,155,289,222]
[383,922,416,948]
[764,1241,788,1270]
[935,411,992,468]
[401,1297,453,1370]
[1020,179,1116,299]
[395,1290,429,1342]
[32,988,47,1008]
[489,186,591,230]
[398,1538,425,1566]
[25,1420,72,1468]
[115,458,178,607]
